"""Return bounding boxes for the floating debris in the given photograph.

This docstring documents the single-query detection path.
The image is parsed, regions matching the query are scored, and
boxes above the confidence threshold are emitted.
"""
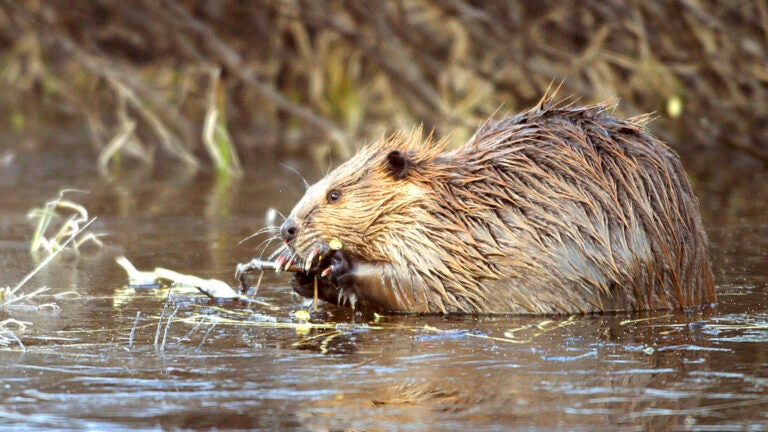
[115,256,160,288]
[155,267,240,300]
[293,309,311,322]
[115,256,250,301]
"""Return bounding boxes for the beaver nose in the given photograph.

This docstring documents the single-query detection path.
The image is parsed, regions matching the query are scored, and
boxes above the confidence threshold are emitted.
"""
[280,218,299,243]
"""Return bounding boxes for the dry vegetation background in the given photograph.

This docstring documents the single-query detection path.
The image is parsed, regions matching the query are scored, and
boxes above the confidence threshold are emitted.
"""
[1,0,767,172]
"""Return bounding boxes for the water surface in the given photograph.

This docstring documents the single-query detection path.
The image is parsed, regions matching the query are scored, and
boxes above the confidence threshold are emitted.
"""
[1,145,767,431]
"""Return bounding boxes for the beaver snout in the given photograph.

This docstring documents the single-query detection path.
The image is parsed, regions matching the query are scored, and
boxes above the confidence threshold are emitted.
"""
[280,218,299,243]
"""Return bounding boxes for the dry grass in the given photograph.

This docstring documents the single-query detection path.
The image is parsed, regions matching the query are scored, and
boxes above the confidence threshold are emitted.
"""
[0,192,104,349]
[0,0,765,171]
[27,190,103,257]
[5,191,101,309]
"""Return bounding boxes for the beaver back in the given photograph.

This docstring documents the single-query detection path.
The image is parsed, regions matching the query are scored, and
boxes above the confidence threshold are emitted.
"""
[415,103,715,313]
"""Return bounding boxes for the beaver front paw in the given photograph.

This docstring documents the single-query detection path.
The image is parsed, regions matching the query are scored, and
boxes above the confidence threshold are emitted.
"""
[291,269,342,304]
[290,271,318,298]
[291,250,356,305]
[320,250,354,286]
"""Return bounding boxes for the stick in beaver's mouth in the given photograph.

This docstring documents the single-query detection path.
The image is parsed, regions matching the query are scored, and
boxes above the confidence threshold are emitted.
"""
[235,238,344,292]
[235,258,303,295]
[235,255,322,311]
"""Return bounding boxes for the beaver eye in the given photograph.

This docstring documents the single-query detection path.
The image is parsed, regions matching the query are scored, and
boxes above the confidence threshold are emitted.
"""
[327,189,342,203]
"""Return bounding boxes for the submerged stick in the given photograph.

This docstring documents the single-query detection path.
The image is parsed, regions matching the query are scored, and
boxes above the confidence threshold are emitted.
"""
[246,271,265,311]
[197,323,217,351]
[128,311,141,352]
[236,257,303,293]
[235,238,343,280]
[159,307,178,353]
[153,304,168,348]
[5,330,26,351]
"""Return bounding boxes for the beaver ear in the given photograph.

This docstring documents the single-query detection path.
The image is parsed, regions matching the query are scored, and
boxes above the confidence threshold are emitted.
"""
[385,150,413,180]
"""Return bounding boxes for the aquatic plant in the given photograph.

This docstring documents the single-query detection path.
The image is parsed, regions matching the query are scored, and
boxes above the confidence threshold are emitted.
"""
[0,192,103,349]
[202,67,243,179]
[6,191,101,304]
[26,190,103,257]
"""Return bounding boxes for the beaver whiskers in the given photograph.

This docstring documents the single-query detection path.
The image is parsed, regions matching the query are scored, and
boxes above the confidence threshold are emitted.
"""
[237,225,280,246]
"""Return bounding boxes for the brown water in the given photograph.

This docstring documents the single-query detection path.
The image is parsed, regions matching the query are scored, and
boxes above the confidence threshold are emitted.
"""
[1,144,767,431]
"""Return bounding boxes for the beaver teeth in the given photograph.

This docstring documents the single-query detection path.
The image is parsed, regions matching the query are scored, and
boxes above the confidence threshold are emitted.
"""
[274,255,287,274]
[286,256,296,271]
[305,247,320,272]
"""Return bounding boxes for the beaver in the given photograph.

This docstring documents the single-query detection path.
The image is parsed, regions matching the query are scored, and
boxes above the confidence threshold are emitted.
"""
[273,99,716,314]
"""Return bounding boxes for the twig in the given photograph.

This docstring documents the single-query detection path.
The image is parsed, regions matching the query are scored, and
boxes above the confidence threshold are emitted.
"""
[153,303,168,348]
[246,271,265,312]
[128,311,141,352]
[178,315,208,343]
[5,330,26,351]
[197,322,217,351]
[313,277,318,312]
[159,307,178,352]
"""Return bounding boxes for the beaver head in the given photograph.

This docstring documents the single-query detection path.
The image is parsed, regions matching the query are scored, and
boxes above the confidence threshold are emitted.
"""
[279,130,444,271]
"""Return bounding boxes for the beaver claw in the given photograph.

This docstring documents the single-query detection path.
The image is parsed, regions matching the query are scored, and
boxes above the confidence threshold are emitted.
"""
[291,250,354,302]
[324,250,353,285]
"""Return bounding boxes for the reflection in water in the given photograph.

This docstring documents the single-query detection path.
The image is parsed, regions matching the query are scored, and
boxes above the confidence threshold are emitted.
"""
[0,146,767,430]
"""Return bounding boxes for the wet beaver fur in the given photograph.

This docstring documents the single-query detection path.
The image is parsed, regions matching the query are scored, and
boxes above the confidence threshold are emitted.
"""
[276,100,716,314]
